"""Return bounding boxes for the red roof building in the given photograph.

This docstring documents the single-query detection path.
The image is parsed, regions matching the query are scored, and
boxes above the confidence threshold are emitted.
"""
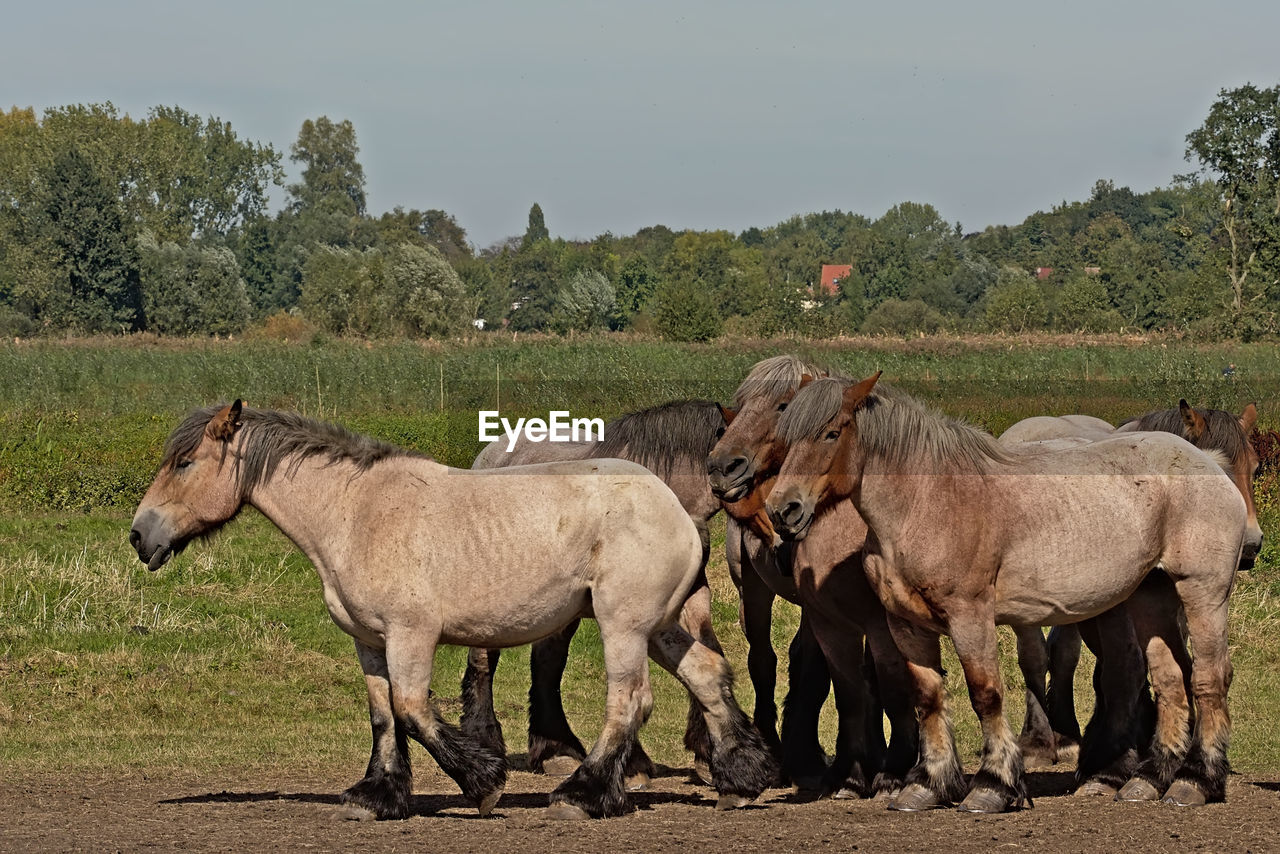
[818,264,852,296]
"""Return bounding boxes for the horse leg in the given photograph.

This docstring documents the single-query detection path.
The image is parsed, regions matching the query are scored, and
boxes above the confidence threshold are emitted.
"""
[806,610,871,799]
[948,602,1028,814]
[1012,624,1057,768]
[528,618,589,775]
[1073,608,1142,796]
[780,612,833,791]
[547,629,652,819]
[460,647,505,756]
[739,558,784,770]
[860,639,889,786]
[385,633,507,816]
[1162,573,1234,805]
[1045,623,1083,755]
[1118,574,1193,802]
[864,614,919,797]
[340,641,413,819]
[676,573,720,785]
[648,624,778,809]
[885,617,965,811]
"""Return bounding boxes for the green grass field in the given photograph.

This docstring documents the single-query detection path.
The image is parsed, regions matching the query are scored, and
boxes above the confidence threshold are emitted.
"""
[2,333,1278,779]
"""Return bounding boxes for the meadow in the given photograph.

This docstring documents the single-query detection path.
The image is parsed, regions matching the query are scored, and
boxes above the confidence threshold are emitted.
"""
[2,332,1278,783]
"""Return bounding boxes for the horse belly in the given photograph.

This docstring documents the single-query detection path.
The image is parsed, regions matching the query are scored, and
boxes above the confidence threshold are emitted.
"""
[993,546,1155,625]
[438,584,589,647]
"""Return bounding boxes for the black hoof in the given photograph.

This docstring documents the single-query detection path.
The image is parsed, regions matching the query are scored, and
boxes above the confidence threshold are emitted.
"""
[340,774,410,820]
[711,713,780,800]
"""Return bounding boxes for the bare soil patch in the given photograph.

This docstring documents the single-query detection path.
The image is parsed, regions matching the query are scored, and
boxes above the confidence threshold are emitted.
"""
[4,764,1279,853]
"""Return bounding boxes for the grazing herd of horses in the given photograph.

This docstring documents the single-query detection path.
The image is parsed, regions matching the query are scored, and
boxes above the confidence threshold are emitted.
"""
[129,354,1264,821]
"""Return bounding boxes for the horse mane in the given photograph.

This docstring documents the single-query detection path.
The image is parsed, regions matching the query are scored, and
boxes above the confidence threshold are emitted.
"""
[163,404,426,492]
[732,354,827,408]
[594,399,725,480]
[780,378,1010,473]
[1123,407,1248,459]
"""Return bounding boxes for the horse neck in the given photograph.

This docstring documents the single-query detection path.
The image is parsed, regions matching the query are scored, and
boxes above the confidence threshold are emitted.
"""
[243,453,388,576]
[853,451,989,551]
[659,458,721,524]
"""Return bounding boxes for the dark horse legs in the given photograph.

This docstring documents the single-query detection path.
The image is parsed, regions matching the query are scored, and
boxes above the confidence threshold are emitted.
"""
[461,583,722,783]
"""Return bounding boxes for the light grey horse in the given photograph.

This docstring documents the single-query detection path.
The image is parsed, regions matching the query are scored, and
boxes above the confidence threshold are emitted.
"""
[130,401,776,820]
[461,399,728,786]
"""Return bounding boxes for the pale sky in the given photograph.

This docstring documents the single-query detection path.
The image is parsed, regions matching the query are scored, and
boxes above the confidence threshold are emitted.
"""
[6,1,1278,247]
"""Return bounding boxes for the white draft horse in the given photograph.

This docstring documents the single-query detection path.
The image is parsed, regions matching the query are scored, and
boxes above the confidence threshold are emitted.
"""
[130,402,775,820]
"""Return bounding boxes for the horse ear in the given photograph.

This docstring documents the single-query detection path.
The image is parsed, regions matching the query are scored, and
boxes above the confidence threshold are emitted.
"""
[842,371,882,412]
[799,373,815,388]
[717,403,738,425]
[1179,399,1206,441]
[1240,402,1258,434]
[206,400,244,442]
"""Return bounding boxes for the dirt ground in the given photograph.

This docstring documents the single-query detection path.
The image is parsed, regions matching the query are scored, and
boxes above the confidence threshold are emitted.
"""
[4,763,1280,853]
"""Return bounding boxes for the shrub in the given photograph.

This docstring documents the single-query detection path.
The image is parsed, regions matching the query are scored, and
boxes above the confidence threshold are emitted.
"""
[984,268,1047,332]
[654,277,722,342]
[860,298,946,335]
[137,232,252,335]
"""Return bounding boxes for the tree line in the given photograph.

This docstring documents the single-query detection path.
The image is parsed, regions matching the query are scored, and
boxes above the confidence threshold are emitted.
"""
[1,85,1277,342]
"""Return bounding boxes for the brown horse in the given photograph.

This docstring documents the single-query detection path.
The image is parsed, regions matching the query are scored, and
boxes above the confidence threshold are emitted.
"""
[707,355,918,796]
[768,376,1242,812]
[461,400,728,784]
[130,402,776,819]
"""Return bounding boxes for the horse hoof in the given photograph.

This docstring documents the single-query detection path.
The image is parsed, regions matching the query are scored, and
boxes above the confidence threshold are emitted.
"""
[692,760,713,786]
[1076,781,1118,798]
[546,802,591,821]
[791,775,825,794]
[338,805,377,822]
[542,756,581,777]
[832,786,861,800]
[625,772,651,792]
[1162,781,1207,807]
[1116,778,1161,802]
[477,789,502,817]
[871,788,898,804]
[957,788,1011,814]
[715,793,754,811]
[1022,751,1056,771]
[888,783,943,812]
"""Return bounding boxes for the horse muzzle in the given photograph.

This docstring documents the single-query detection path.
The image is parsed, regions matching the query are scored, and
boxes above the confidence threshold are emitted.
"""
[765,492,815,542]
[1240,527,1263,571]
[707,452,754,502]
[130,509,179,572]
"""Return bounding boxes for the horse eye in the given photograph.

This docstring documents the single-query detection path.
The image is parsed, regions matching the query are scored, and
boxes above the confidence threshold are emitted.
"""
[175,459,194,471]
[825,430,841,441]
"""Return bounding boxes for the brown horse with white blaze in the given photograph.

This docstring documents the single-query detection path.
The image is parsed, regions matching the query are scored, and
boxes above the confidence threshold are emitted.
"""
[130,402,776,820]
[767,375,1242,813]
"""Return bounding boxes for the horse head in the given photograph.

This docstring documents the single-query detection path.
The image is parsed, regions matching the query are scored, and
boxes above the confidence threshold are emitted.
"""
[766,372,880,541]
[1179,399,1264,567]
[707,378,811,502]
[130,400,246,572]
